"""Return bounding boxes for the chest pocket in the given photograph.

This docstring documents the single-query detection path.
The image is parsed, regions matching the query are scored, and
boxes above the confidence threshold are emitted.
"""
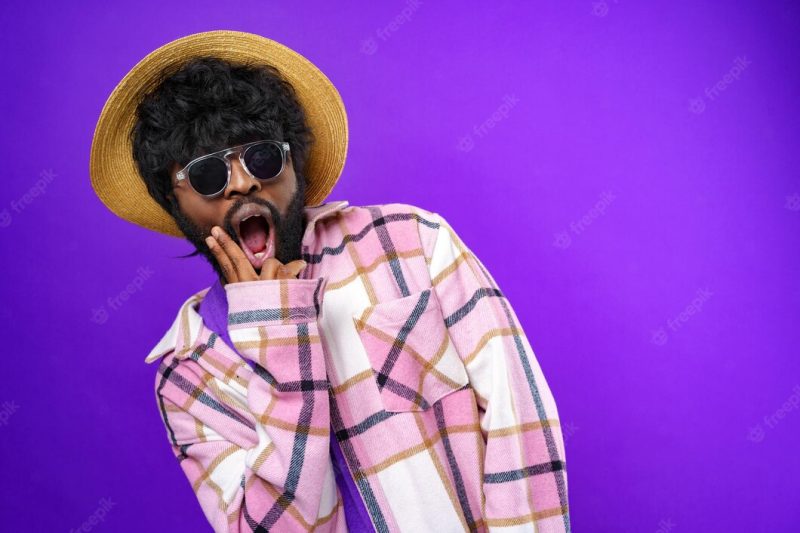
[352,288,469,412]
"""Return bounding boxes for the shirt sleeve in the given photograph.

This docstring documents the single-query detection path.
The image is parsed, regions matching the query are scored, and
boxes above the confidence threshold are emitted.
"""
[154,277,343,533]
[420,211,571,532]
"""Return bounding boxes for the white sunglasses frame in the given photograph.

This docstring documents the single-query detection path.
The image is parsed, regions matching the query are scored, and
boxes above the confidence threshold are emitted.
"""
[175,139,291,198]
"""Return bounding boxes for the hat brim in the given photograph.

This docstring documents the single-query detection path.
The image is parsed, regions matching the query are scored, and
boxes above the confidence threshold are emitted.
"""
[89,30,348,238]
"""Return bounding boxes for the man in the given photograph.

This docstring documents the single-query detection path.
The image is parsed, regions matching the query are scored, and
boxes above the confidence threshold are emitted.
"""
[90,30,570,532]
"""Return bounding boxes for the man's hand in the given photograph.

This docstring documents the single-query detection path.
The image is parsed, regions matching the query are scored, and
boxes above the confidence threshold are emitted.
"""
[205,225,306,284]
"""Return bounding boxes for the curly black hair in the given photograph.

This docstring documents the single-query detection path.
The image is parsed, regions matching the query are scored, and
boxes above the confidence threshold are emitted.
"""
[130,56,315,218]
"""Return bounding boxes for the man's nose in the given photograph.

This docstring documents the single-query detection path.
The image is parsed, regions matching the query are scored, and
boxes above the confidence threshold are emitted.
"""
[224,157,260,198]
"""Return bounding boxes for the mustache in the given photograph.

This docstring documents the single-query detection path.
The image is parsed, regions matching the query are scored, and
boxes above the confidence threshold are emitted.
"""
[221,196,282,245]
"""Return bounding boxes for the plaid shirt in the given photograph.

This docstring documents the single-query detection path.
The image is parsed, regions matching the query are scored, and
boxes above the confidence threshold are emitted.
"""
[145,200,570,532]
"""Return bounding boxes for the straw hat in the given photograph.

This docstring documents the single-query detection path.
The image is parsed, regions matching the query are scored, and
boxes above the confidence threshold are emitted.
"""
[89,30,348,238]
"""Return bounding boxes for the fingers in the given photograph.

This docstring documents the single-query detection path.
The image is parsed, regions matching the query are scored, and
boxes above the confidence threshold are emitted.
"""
[206,224,307,284]
[259,258,281,280]
[274,260,304,280]
[205,235,238,284]
[210,226,257,282]
[260,259,307,280]
[282,260,307,279]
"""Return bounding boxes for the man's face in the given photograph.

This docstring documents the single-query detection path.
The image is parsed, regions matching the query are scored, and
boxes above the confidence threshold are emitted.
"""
[167,149,307,281]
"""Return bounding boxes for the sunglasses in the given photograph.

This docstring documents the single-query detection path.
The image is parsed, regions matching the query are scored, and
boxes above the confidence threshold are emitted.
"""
[175,139,290,198]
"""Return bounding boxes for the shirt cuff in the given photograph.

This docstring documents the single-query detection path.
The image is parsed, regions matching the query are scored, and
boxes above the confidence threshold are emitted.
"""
[224,277,328,329]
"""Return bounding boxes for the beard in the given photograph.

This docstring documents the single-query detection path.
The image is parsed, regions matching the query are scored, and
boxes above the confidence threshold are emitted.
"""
[170,176,307,281]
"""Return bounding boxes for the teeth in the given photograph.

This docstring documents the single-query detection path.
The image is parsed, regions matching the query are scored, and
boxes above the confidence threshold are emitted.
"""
[254,251,265,259]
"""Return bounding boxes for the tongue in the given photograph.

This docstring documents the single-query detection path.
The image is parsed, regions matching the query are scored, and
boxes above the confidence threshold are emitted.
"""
[240,216,268,253]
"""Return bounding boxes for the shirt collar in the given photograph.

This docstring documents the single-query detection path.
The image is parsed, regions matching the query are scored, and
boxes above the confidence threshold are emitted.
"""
[143,199,350,364]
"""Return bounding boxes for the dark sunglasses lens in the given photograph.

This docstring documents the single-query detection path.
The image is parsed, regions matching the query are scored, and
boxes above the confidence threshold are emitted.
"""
[188,158,228,195]
[244,142,284,180]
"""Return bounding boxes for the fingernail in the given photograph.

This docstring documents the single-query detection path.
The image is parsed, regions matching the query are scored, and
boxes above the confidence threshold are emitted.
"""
[211,227,221,238]
[205,236,215,247]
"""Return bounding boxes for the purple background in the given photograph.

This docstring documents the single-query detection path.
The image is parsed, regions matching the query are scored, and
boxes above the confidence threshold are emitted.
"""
[1,1,798,531]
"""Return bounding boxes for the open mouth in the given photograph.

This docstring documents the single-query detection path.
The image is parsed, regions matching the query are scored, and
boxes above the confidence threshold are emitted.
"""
[233,208,276,270]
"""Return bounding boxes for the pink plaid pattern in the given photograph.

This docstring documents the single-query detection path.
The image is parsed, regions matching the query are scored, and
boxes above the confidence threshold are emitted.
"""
[353,288,469,413]
[146,200,570,532]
